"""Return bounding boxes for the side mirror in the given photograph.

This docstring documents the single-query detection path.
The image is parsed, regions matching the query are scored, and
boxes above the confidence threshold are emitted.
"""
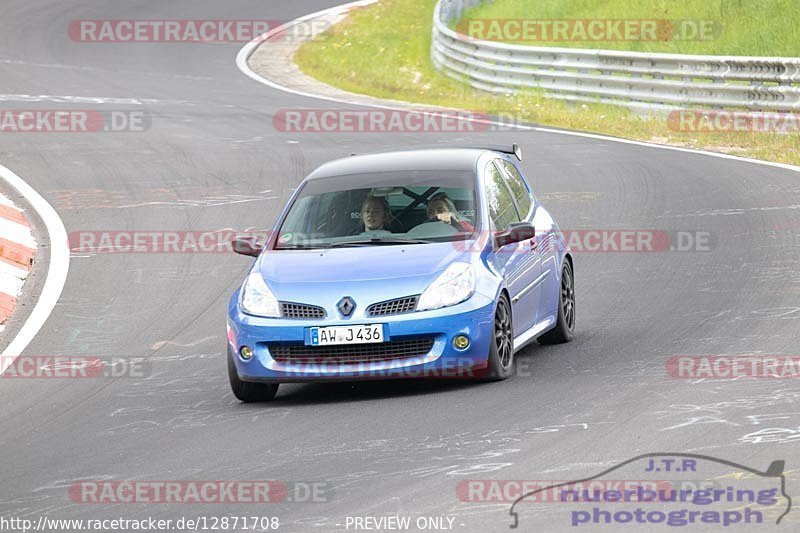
[232,236,264,257]
[496,222,535,248]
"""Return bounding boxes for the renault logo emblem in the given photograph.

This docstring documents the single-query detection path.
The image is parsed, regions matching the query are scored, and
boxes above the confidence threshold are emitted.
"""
[337,296,356,317]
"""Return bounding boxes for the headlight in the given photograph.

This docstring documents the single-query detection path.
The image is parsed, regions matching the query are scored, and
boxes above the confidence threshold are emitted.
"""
[417,263,474,311]
[240,271,281,317]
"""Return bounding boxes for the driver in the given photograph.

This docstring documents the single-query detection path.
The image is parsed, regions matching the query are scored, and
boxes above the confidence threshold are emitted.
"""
[426,193,474,232]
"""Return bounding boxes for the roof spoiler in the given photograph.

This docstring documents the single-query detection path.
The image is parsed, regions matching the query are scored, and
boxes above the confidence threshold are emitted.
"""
[441,144,522,161]
[350,144,523,161]
[485,144,522,161]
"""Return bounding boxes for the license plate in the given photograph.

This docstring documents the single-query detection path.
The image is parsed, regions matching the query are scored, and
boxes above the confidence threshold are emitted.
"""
[308,324,385,346]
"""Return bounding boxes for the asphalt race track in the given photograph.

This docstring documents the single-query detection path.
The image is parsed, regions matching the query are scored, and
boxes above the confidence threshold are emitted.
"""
[1,1,799,531]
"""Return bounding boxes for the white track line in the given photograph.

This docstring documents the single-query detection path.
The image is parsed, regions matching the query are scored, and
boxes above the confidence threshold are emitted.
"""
[235,0,800,175]
[0,164,70,374]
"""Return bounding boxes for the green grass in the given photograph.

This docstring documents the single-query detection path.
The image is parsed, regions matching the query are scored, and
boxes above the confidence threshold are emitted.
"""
[460,0,800,56]
[293,0,800,166]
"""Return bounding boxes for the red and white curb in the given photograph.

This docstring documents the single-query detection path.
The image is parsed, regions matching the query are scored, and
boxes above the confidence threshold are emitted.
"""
[0,193,36,334]
[0,164,69,375]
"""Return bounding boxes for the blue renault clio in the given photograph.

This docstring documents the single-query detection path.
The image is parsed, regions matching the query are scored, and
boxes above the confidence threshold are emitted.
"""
[227,145,574,401]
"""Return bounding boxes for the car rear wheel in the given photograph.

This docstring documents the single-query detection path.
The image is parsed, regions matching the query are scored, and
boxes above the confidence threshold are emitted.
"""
[227,347,279,402]
[482,294,515,381]
[538,259,575,345]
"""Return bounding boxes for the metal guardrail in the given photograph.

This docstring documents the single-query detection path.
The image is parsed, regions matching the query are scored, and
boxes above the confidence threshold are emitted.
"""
[431,0,800,111]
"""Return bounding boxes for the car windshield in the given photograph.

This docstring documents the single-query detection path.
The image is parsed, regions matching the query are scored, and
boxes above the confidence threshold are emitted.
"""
[275,170,479,249]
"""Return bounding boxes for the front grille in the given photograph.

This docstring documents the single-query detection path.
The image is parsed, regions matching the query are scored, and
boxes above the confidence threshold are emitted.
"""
[269,337,435,364]
[280,302,326,319]
[366,296,419,316]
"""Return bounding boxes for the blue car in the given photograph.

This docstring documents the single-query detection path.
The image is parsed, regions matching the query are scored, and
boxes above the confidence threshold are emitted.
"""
[227,145,574,401]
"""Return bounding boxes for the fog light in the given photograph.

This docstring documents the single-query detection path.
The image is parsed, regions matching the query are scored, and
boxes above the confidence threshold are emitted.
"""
[453,335,470,350]
[239,346,253,360]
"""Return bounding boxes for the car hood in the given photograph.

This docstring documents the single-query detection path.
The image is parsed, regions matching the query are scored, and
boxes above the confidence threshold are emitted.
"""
[256,242,474,305]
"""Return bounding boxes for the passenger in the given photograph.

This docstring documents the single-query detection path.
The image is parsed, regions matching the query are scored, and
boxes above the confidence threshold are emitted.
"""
[360,195,392,234]
[426,193,474,232]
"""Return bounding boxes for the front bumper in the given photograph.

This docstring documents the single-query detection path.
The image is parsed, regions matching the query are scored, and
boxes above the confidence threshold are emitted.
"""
[227,292,496,383]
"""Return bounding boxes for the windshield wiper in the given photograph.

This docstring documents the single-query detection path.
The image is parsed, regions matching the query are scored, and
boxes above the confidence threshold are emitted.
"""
[328,237,433,247]
[275,244,330,250]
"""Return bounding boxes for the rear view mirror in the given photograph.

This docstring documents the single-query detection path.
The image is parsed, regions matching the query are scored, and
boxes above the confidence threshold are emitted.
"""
[496,222,535,247]
[232,236,264,257]
[370,187,404,196]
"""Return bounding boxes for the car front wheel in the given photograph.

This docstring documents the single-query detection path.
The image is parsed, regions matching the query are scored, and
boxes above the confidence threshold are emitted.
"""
[227,346,279,402]
[482,293,515,381]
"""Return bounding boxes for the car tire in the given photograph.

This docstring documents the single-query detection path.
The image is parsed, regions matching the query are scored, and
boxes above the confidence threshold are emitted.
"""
[482,293,515,381]
[537,259,575,345]
[227,347,279,402]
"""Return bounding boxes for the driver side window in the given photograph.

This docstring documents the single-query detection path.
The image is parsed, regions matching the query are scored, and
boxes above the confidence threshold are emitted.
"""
[484,161,521,230]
